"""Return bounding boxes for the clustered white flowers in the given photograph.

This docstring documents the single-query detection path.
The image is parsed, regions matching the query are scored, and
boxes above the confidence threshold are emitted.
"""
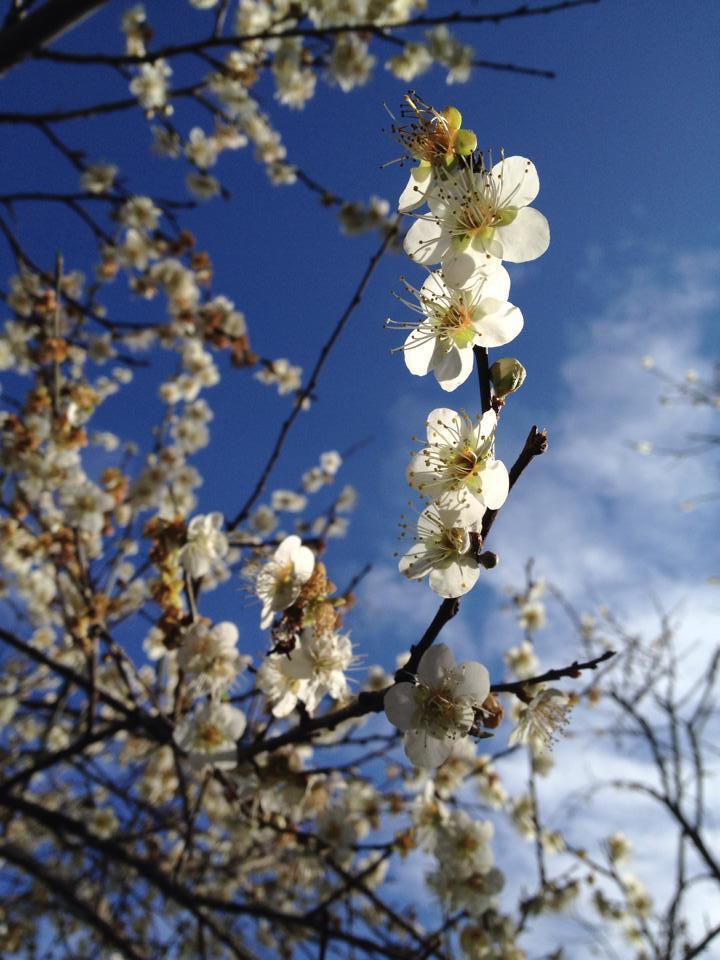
[384,95,556,778]
[0,15,680,958]
[388,95,549,605]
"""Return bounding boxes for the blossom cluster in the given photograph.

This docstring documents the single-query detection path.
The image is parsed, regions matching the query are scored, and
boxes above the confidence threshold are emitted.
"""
[120,2,496,201]
[381,95,551,774]
[390,95,549,600]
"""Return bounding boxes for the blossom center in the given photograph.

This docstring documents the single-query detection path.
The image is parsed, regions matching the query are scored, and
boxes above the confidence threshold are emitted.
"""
[453,446,479,476]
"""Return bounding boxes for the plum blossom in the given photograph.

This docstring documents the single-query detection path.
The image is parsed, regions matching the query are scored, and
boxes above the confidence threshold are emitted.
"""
[508,688,573,751]
[256,535,314,628]
[395,100,477,214]
[384,644,490,767]
[404,155,549,286]
[256,626,353,716]
[177,620,248,695]
[408,407,508,521]
[129,59,172,112]
[174,701,246,770]
[179,512,229,578]
[279,625,354,713]
[434,809,495,878]
[399,503,482,598]
[256,653,307,718]
[388,267,522,391]
[80,163,118,195]
[60,481,115,535]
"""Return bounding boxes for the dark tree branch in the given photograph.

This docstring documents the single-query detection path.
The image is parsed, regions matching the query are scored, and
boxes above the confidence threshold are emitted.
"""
[481,425,548,541]
[0,842,149,960]
[491,648,616,693]
[27,1,600,67]
[474,344,492,415]
[0,0,110,76]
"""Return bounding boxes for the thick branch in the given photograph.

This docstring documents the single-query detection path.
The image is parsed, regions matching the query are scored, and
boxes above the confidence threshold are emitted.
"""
[399,597,460,678]
[0,0,110,76]
[474,344,492,415]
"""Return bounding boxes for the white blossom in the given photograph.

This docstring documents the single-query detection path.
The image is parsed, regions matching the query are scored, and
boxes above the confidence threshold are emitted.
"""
[174,701,246,769]
[178,620,248,695]
[179,512,229,579]
[508,688,572,751]
[399,502,482,598]
[280,625,354,713]
[384,644,490,767]
[80,163,118,195]
[256,535,315,628]
[388,268,522,391]
[408,407,509,521]
[130,59,172,112]
[404,155,549,286]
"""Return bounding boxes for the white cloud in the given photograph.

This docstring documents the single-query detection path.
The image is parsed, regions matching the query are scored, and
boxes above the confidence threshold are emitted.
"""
[370,246,720,959]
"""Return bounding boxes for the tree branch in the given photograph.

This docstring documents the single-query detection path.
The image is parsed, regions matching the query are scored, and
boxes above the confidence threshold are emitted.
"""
[491,648,616,693]
[0,0,111,76]
[228,221,399,529]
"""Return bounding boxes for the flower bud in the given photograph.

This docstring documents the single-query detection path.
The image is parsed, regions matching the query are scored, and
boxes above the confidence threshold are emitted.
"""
[490,357,526,399]
[440,106,462,130]
[478,550,499,569]
[454,128,477,156]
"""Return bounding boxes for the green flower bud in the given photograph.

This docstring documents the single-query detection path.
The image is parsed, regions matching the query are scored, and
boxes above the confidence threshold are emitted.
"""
[454,128,477,156]
[490,357,526,399]
[441,106,462,130]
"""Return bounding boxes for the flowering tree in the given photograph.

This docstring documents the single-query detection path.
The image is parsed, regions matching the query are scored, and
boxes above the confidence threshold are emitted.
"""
[1,2,718,959]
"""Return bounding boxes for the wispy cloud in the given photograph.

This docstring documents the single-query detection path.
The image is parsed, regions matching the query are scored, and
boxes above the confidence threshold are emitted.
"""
[365,246,720,958]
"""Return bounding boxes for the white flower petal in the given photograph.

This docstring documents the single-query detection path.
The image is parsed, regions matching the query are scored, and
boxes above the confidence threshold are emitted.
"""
[435,345,474,392]
[429,558,480,598]
[399,542,435,581]
[477,408,498,438]
[491,156,540,208]
[442,245,487,288]
[404,728,453,768]
[406,450,436,490]
[476,264,511,302]
[453,253,503,291]
[479,460,509,510]
[274,534,302,563]
[212,621,239,649]
[419,269,448,303]
[292,544,315,581]
[260,602,275,630]
[384,683,417,731]
[417,643,455,685]
[453,661,490,702]
[404,217,444,264]
[432,343,464,385]
[398,165,433,214]
[426,407,463,445]
[403,327,436,376]
[472,300,524,348]
[282,646,315,679]
[497,206,550,263]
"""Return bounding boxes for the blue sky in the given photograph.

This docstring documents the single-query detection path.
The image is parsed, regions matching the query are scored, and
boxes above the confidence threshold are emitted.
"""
[1,1,719,954]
